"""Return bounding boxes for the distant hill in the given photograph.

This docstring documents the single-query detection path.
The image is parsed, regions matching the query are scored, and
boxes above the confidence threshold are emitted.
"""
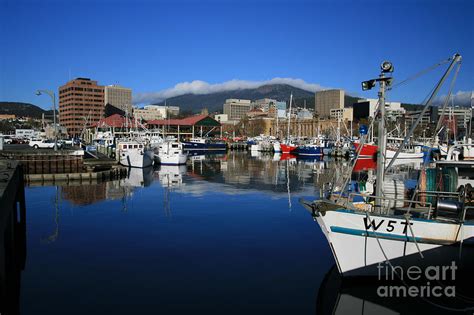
[0,102,56,118]
[152,84,316,112]
[149,84,368,113]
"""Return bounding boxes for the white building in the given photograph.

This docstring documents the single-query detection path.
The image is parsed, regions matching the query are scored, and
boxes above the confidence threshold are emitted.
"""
[223,99,252,122]
[214,114,228,123]
[104,85,133,113]
[355,98,405,119]
[330,108,353,122]
[15,129,36,138]
[133,107,163,121]
[142,105,180,119]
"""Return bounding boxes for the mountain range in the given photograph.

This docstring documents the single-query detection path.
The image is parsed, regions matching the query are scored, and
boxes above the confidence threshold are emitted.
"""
[3,83,437,119]
[0,102,56,118]
[152,84,317,112]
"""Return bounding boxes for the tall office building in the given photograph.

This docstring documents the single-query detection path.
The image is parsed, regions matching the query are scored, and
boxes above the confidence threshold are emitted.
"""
[59,78,105,136]
[104,85,133,114]
[223,99,251,121]
[315,89,345,119]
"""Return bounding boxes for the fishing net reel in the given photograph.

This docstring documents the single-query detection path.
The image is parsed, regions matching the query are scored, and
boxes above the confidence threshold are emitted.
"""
[457,183,474,205]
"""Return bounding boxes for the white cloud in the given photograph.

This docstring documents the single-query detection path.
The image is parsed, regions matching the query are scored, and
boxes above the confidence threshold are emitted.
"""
[434,90,474,107]
[133,77,326,104]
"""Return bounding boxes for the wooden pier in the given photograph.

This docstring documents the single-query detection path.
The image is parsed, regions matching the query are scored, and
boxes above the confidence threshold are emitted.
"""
[228,142,248,151]
[0,149,84,174]
[0,160,26,314]
[0,148,124,183]
[25,167,128,185]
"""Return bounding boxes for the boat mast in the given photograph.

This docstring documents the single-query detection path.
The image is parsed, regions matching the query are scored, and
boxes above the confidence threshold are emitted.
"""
[385,53,462,170]
[375,72,387,208]
[276,103,279,138]
[287,93,293,143]
[361,61,394,210]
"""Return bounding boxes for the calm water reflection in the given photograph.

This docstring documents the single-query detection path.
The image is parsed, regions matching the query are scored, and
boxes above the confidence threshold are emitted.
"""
[19,152,432,314]
[21,152,336,314]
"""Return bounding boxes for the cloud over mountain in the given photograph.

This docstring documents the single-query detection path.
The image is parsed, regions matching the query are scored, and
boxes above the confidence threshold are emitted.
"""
[133,78,325,104]
[434,90,474,107]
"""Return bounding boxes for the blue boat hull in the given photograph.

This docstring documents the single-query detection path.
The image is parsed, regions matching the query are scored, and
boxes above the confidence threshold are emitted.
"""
[183,141,226,151]
[294,146,323,156]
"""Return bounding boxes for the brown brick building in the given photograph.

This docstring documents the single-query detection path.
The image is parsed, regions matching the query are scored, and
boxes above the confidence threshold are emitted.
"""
[59,78,105,136]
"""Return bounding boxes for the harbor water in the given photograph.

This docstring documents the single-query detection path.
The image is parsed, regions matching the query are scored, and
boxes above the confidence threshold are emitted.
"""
[17,152,461,314]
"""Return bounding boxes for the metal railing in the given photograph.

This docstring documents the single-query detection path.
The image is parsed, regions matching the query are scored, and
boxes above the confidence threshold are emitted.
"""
[346,192,433,216]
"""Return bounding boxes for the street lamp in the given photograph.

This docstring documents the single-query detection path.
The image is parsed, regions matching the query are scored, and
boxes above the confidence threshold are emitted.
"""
[36,89,58,151]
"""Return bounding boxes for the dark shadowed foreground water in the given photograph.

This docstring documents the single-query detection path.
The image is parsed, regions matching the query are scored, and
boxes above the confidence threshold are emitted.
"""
[15,152,468,314]
[20,152,335,314]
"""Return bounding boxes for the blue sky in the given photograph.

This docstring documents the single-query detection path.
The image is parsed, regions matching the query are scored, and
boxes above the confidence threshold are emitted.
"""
[1,0,473,110]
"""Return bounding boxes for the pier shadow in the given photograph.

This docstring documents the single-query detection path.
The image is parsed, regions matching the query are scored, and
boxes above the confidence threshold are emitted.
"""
[0,163,27,315]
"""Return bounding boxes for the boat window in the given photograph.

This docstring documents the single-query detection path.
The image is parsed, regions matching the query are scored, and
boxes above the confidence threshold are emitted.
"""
[172,144,178,148]
[134,144,138,148]
[139,145,143,148]
[122,145,127,149]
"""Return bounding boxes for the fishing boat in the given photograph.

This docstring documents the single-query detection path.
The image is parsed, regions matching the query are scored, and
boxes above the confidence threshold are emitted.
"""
[117,140,154,168]
[273,141,282,153]
[300,54,474,277]
[280,142,297,154]
[294,144,323,156]
[353,142,424,159]
[281,93,298,154]
[155,141,188,165]
[182,137,226,151]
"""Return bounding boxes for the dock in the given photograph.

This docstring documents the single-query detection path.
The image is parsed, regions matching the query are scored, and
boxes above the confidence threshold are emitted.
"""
[25,167,127,185]
[0,147,127,184]
[228,142,248,151]
[0,160,26,314]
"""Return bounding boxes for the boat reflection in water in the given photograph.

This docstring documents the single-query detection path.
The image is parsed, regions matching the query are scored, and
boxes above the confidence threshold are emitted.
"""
[155,164,187,188]
[317,265,474,315]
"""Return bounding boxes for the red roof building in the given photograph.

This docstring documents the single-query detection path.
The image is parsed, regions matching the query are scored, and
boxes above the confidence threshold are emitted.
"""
[147,114,222,138]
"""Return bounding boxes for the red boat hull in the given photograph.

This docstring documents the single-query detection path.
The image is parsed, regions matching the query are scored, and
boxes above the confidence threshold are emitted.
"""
[353,142,378,158]
[280,144,297,154]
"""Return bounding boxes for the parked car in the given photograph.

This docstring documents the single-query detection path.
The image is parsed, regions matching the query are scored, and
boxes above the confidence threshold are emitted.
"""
[11,137,29,144]
[29,139,62,149]
[0,135,13,144]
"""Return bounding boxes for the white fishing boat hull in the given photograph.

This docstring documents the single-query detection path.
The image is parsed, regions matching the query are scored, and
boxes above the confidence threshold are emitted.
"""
[119,148,154,168]
[155,142,188,165]
[386,150,424,159]
[273,142,281,153]
[314,208,474,276]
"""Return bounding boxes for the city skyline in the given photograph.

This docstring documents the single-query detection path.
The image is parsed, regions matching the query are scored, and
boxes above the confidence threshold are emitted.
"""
[1,0,473,110]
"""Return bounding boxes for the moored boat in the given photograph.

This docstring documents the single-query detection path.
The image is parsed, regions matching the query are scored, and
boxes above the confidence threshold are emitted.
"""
[280,142,297,154]
[294,144,322,156]
[273,141,281,153]
[155,141,188,165]
[301,54,471,277]
[182,137,226,151]
[117,141,154,168]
